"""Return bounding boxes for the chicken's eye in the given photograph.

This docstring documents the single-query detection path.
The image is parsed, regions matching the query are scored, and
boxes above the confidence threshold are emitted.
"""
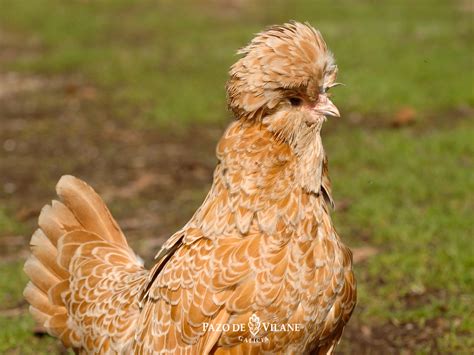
[289,97,303,107]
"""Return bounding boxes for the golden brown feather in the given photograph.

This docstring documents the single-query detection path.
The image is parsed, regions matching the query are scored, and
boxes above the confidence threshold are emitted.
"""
[24,21,356,354]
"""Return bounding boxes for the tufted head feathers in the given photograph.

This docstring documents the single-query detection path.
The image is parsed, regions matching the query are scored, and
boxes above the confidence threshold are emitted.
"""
[227,22,339,126]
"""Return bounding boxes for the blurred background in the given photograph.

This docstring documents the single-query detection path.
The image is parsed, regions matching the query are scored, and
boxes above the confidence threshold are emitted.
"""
[0,0,472,353]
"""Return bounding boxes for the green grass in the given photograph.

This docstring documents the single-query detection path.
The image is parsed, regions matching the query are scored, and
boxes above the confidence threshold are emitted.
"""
[0,261,28,310]
[0,0,473,353]
[0,208,25,235]
[0,261,61,353]
[328,121,474,352]
[0,0,472,126]
[0,313,60,354]
[329,121,473,323]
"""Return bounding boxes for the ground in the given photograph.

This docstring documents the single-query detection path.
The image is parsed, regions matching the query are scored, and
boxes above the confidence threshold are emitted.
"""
[0,0,473,353]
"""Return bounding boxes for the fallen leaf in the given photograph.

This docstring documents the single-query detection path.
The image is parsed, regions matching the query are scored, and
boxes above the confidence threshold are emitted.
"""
[361,325,372,338]
[352,246,379,263]
[391,106,417,127]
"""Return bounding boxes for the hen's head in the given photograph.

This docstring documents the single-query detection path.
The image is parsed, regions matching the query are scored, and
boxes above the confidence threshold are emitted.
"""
[227,22,340,141]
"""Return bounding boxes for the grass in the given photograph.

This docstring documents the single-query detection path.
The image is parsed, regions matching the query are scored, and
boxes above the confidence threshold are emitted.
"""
[0,208,25,235]
[0,261,63,353]
[0,0,472,353]
[329,122,473,328]
[0,0,472,126]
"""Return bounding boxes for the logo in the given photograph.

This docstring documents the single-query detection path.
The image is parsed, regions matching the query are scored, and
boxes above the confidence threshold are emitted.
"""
[248,313,261,337]
[202,313,303,344]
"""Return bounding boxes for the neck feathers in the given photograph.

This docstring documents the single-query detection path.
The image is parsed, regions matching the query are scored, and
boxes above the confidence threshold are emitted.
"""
[296,133,325,194]
[182,122,330,237]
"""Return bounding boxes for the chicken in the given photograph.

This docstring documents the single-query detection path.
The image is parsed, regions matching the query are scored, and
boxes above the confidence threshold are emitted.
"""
[23,22,356,354]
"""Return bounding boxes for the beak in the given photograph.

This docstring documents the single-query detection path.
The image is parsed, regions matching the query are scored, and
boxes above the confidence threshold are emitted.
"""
[314,94,340,118]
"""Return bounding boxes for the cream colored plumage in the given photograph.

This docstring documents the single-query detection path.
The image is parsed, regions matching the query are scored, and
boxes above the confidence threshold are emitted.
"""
[24,22,356,354]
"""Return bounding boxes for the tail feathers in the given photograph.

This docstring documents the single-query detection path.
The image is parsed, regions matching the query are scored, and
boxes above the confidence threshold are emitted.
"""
[38,200,79,246]
[29,229,68,279]
[24,175,145,350]
[56,230,103,270]
[56,175,130,249]
[57,230,137,272]
[24,282,64,320]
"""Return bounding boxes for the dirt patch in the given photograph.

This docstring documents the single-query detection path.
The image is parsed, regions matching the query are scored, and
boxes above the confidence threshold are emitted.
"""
[0,70,220,262]
[337,105,473,134]
[337,317,458,354]
[458,0,474,13]
[0,29,42,64]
